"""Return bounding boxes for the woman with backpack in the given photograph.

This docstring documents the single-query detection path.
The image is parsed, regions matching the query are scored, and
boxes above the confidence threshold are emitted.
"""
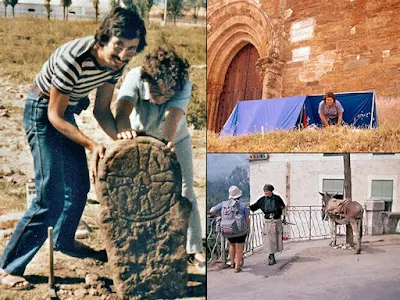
[250,184,286,265]
[209,186,250,273]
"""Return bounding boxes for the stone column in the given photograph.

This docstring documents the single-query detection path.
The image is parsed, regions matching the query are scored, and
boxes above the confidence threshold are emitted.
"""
[365,200,385,235]
[256,56,284,99]
[207,81,224,132]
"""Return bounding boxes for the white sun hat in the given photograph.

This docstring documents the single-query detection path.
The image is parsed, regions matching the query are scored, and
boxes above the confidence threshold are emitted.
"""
[228,185,242,199]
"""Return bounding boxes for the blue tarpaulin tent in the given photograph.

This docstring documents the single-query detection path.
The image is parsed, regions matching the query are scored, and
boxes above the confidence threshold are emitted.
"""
[219,91,377,137]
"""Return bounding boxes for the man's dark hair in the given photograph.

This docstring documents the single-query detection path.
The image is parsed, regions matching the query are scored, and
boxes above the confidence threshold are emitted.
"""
[140,44,189,92]
[95,6,147,54]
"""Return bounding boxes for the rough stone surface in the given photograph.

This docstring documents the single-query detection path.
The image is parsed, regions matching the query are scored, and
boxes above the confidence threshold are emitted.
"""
[95,137,192,300]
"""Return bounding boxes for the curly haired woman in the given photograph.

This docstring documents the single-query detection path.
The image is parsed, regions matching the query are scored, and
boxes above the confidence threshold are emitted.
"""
[115,44,205,272]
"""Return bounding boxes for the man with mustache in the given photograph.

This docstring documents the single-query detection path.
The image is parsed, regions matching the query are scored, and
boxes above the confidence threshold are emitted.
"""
[0,6,146,290]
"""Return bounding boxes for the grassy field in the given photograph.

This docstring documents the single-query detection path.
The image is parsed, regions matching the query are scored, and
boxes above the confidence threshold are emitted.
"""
[208,94,400,152]
[0,17,206,128]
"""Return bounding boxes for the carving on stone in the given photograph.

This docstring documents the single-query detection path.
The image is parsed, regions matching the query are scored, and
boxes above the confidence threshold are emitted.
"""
[256,56,285,77]
[95,137,192,300]
[256,55,284,99]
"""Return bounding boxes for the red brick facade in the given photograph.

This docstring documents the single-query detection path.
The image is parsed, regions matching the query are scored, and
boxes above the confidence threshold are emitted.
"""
[208,0,400,131]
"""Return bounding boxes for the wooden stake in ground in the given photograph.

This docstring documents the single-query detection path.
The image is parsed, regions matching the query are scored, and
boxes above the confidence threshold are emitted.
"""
[48,227,57,298]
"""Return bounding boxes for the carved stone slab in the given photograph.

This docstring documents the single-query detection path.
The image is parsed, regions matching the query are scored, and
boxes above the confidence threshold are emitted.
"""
[95,137,192,299]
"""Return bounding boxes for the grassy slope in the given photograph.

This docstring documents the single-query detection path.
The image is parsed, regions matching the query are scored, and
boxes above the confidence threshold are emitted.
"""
[208,95,400,153]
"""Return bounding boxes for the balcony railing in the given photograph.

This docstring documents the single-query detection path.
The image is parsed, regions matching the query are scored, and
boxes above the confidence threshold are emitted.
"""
[207,205,365,264]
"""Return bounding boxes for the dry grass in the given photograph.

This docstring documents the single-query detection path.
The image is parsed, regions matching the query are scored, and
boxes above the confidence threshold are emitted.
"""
[208,94,400,153]
[0,17,206,84]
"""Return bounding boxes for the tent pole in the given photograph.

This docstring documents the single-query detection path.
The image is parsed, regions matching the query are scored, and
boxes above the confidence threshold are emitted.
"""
[308,90,376,97]
[370,91,375,129]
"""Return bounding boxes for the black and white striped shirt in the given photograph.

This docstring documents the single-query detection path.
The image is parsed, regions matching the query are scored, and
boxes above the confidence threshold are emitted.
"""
[34,36,123,106]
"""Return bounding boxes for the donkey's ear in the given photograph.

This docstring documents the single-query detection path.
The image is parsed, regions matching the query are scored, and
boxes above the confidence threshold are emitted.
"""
[319,192,325,196]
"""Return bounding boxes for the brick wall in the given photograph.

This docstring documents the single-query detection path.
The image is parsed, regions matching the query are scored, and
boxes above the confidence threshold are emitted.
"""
[282,0,400,96]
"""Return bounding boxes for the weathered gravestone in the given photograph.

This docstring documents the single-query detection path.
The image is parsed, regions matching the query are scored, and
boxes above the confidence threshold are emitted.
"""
[95,137,192,300]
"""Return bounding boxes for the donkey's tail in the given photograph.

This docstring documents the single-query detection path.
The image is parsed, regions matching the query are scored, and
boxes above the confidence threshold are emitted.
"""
[359,218,363,239]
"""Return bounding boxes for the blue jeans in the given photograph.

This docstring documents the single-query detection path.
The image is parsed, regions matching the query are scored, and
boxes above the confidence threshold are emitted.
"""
[0,93,90,276]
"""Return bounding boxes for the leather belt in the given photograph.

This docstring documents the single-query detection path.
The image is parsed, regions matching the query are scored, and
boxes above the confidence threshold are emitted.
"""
[30,84,50,100]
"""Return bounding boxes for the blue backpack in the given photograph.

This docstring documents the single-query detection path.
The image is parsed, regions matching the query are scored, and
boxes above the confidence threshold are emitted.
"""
[219,200,247,238]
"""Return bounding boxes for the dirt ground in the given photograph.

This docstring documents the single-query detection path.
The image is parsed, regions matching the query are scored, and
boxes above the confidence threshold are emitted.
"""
[0,78,206,299]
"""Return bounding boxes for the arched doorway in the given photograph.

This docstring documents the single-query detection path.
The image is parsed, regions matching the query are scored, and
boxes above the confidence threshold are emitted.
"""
[215,44,262,132]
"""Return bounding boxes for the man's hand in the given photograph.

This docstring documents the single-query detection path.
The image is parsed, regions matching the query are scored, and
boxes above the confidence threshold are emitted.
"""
[117,129,137,140]
[90,144,106,183]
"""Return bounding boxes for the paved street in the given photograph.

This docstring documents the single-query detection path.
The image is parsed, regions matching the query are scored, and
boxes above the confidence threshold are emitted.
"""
[207,235,400,300]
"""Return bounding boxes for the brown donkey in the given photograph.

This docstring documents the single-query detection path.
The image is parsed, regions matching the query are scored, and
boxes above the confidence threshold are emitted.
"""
[319,192,364,254]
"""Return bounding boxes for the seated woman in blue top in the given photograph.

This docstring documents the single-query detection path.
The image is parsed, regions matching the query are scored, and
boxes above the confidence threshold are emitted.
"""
[115,44,205,272]
[318,91,344,127]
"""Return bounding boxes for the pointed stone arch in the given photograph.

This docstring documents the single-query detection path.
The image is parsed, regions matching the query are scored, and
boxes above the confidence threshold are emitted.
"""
[207,1,277,132]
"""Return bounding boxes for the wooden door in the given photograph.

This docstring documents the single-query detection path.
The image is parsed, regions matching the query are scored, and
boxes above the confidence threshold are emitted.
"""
[216,44,262,132]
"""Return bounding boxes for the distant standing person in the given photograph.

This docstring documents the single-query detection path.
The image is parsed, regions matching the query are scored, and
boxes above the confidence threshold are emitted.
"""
[0,7,147,290]
[250,184,286,265]
[318,91,344,127]
[209,186,250,273]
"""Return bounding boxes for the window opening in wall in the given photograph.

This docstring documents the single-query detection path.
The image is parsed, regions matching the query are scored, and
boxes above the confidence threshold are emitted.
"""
[322,179,344,198]
[371,180,393,212]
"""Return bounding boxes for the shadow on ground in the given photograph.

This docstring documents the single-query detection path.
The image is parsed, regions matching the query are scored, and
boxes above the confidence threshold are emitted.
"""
[184,273,206,297]
[241,257,293,278]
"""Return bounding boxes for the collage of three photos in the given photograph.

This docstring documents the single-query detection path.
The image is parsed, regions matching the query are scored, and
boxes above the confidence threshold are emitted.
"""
[0,0,399,299]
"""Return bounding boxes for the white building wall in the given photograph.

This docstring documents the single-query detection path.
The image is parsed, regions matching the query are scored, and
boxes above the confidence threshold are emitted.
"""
[249,154,400,212]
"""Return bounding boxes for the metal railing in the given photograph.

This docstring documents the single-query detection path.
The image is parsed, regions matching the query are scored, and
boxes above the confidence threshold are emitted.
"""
[207,206,366,264]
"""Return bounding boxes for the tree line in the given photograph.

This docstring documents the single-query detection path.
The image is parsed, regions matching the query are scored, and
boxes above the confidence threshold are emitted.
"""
[2,0,207,24]
[207,166,251,211]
